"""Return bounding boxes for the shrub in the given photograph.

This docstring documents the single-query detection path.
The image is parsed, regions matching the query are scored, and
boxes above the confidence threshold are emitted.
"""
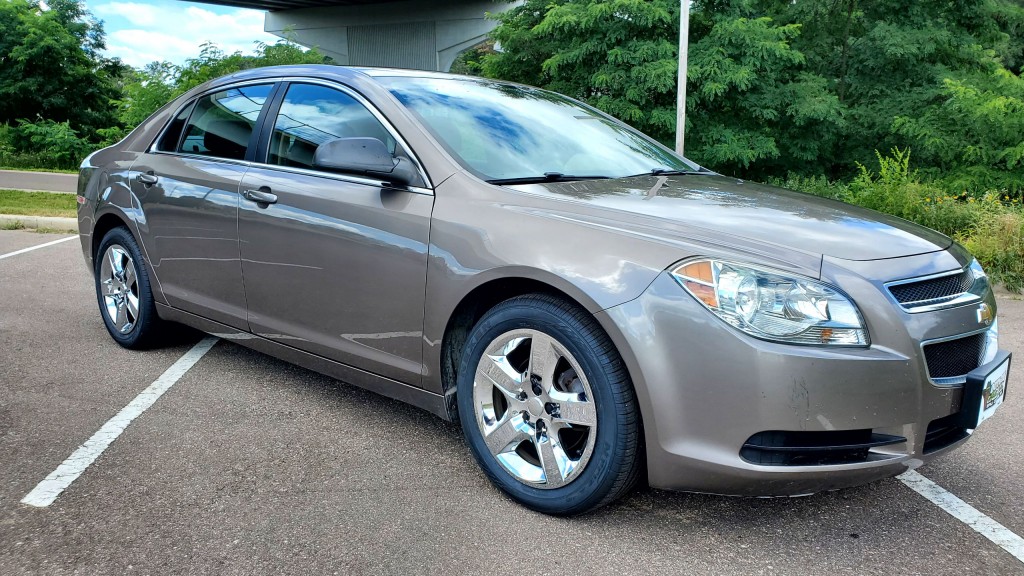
[962,213,1024,293]
[1,119,91,170]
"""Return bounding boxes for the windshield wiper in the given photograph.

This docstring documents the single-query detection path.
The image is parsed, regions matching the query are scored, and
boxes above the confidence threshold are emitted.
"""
[625,167,704,178]
[486,172,611,185]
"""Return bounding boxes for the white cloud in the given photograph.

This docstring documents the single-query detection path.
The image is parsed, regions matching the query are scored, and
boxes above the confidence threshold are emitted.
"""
[94,2,161,27]
[90,1,280,67]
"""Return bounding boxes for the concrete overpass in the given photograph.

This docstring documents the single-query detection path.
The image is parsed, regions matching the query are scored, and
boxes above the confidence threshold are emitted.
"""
[189,0,519,72]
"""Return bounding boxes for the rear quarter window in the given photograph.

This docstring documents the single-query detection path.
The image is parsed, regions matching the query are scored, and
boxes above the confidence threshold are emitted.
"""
[155,102,194,152]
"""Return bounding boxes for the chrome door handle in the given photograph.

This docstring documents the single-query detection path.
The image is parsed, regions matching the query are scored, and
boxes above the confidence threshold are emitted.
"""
[137,172,158,186]
[243,188,278,205]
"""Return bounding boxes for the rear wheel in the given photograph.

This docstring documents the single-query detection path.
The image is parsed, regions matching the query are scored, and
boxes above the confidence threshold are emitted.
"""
[457,294,642,515]
[94,226,162,349]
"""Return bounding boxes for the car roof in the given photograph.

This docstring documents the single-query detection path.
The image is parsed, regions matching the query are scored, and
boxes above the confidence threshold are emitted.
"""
[207,64,479,88]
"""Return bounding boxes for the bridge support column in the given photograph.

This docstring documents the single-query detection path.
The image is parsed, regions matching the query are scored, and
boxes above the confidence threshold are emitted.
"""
[264,0,518,72]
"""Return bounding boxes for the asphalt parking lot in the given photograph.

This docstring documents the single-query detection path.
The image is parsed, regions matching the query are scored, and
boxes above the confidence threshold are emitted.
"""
[1,229,1023,575]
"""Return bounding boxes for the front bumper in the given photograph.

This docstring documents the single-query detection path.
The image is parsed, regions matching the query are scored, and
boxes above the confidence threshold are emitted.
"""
[598,249,1002,496]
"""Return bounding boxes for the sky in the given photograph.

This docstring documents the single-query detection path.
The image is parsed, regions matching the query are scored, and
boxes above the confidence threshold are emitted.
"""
[85,0,280,68]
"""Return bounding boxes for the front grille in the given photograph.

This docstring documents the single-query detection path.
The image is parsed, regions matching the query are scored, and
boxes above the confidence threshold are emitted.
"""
[888,268,974,307]
[888,269,973,308]
[923,333,986,379]
[740,430,906,466]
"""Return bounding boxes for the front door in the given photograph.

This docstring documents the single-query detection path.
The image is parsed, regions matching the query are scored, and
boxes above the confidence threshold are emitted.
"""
[238,82,433,385]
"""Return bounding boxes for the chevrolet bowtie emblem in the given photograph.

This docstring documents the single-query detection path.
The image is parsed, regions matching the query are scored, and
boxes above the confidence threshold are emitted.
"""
[977,303,993,326]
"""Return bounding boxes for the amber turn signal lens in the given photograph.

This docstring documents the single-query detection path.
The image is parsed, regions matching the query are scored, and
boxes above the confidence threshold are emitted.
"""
[677,261,714,283]
[673,261,718,307]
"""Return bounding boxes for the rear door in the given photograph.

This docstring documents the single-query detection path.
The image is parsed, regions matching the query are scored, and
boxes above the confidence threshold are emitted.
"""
[130,83,276,329]
[238,81,433,385]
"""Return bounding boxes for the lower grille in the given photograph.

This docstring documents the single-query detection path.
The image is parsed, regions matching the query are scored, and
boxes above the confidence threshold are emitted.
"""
[923,333,986,380]
[741,430,906,466]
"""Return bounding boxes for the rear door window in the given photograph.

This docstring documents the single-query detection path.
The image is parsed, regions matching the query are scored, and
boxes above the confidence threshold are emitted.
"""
[178,84,274,161]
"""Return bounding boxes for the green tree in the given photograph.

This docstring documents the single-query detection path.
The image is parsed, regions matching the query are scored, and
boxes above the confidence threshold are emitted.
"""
[114,61,178,130]
[685,8,844,175]
[894,67,1024,193]
[113,40,333,134]
[450,41,496,76]
[483,0,843,178]
[485,0,681,147]
[483,0,1024,186]
[0,0,124,139]
[175,40,331,95]
[772,0,1020,180]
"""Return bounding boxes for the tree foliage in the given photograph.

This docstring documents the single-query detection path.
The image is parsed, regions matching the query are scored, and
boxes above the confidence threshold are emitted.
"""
[174,40,331,96]
[114,40,331,134]
[894,67,1024,192]
[485,0,681,151]
[0,1,332,169]
[483,0,1024,190]
[0,0,125,139]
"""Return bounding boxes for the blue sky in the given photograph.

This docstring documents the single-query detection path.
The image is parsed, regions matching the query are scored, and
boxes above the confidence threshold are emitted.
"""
[85,0,280,67]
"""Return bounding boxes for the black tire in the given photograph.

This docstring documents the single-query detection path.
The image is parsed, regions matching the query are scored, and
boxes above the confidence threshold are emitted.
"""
[94,226,163,349]
[457,293,643,515]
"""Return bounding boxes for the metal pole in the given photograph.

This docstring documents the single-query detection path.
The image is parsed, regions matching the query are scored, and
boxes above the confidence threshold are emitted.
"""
[675,0,690,156]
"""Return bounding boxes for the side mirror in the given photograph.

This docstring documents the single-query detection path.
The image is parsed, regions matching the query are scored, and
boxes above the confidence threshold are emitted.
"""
[312,137,417,187]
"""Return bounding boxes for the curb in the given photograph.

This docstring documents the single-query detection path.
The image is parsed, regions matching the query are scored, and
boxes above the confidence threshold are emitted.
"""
[0,214,77,232]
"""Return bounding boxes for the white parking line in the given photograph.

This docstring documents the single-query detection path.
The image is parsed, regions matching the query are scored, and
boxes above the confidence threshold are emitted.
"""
[20,337,219,508]
[899,470,1024,563]
[0,235,77,261]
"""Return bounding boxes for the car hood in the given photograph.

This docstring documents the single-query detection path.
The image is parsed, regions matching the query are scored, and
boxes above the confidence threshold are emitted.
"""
[515,174,951,262]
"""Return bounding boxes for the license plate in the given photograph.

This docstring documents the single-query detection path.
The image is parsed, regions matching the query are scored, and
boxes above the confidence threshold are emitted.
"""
[977,357,1009,426]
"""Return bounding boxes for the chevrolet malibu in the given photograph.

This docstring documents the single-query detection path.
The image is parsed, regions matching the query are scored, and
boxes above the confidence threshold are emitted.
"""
[76,65,1010,515]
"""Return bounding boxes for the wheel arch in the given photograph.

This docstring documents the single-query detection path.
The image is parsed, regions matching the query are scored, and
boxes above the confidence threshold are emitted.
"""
[436,270,639,426]
[90,205,167,306]
[91,211,133,265]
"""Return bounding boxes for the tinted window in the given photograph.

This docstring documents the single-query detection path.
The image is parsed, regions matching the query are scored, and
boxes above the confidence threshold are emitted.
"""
[379,76,699,181]
[267,83,396,170]
[156,102,194,152]
[178,84,273,160]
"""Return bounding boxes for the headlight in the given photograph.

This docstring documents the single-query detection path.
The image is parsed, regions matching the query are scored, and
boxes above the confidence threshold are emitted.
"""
[670,258,869,346]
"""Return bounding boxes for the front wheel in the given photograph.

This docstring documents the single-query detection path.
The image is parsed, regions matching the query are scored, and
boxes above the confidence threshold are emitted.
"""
[94,226,163,349]
[457,294,643,515]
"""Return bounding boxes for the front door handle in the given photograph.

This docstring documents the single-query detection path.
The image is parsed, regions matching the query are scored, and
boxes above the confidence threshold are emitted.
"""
[137,172,158,186]
[243,188,278,205]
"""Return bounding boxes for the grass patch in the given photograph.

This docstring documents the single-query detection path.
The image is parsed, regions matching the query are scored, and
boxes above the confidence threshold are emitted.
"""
[1,220,26,230]
[0,166,78,174]
[0,189,77,218]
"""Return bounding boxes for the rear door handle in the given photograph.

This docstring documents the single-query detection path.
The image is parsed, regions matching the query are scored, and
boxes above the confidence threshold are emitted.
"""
[243,188,278,205]
[137,172,158,186]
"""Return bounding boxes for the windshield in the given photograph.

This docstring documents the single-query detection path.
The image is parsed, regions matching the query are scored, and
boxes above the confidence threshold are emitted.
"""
[379,76,700,182]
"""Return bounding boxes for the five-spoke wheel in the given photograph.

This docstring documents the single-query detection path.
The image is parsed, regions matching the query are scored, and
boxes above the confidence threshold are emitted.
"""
[99,244,141,334]
[94,226,162,348]
[458,294,642,515]
[474,329,598,488]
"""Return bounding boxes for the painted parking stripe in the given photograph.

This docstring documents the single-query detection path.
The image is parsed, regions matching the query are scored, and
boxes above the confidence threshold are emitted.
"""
[0,235,77,261]
[21,336,219,508]
[899,470,1024,563]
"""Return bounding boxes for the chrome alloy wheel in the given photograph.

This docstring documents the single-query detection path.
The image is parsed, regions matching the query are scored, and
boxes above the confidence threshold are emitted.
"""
[99,244,140,334]
[473,329,598,488]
